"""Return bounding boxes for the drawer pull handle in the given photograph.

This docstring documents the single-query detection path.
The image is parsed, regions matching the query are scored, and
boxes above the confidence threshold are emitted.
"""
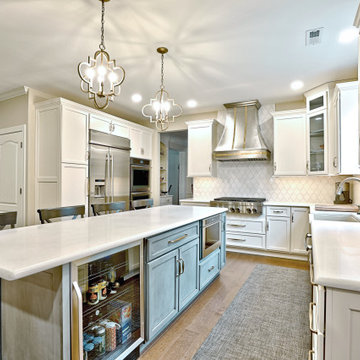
[229,238,246,242]
[273,210,284,214]
[309,302,318,334]
[230,224,246,228]
[169,234,188,244]
[309,265,317,286]
[305,233,312,251]
[208,265,215,272]
[308,350,314,360]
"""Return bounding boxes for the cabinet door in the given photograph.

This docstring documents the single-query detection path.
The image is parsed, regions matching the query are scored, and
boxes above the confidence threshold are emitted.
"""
[307,110,328,175]
[61,106,88,165]
[129,128,141,159]
[290,207,309,254]
[266,216,290,252]
[220,214,226,269]
[141,131,153,160]
[146,249,179,340]
[187,123,213,177]
[61,163,87,210]
[273,113,307,175]
[179,239,200,310]
[89,114,112,134]
[112,121,130,139]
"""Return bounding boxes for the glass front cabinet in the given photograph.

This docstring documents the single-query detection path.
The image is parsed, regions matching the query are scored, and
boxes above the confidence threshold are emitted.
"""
[71,243,144,360]
[305,90,329,175]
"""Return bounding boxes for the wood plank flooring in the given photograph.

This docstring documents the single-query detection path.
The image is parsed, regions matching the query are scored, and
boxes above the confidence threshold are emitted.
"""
[140,252,309,360]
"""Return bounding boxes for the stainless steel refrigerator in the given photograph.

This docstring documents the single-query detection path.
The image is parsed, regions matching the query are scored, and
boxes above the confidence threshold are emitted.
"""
[88,129,131,214]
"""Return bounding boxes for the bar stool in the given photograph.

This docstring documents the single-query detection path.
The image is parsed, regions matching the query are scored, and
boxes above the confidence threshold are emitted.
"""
[131,199,154,210]
[0,211,17,230]
[37,205,85,224]
[91,201,126,216]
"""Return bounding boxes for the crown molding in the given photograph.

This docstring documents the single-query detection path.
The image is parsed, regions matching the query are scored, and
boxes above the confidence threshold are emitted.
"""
[0,86,29,102]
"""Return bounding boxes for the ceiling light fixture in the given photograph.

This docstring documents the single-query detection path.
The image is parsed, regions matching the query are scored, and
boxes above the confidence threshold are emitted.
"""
[131,94,142,103]
[78,0,125,109]
[142,47,182,131]
[338,27,358,44]
[187,99,198,108]
[290,80,304,91]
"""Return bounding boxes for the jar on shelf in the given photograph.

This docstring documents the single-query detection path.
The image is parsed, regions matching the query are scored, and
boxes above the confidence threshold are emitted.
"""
[98,279,108,301]
[87,283,99,305]
[83,342,94,360]
[94,326,106,356]
[105,322,117,352]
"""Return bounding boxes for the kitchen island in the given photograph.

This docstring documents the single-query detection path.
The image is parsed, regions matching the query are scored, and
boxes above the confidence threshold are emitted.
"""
[0,205,226,360]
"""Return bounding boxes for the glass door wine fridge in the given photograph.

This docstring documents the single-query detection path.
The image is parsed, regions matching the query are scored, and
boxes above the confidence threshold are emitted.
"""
[71,242,144,360]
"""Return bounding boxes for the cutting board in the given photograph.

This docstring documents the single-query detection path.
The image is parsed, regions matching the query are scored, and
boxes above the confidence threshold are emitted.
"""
[315,204,359,212]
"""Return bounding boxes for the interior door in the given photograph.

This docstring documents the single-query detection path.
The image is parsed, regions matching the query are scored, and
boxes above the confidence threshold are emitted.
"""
[0,128,25,226]
[110,147,130,210]
[88,144,110,213]
[168,149,179,204]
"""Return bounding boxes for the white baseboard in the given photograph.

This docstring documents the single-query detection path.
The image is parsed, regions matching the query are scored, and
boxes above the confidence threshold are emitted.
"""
[226,247,308,261]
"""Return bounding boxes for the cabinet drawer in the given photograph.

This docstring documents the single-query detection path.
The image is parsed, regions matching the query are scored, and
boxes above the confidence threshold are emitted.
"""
[146,222,199,261]
[226,233,265,249]
[267,206,290,217]
[199,248,220,290]
[226,218,265,234]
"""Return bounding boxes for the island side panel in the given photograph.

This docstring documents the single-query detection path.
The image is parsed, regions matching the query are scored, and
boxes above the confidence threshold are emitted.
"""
[1,267,63,359]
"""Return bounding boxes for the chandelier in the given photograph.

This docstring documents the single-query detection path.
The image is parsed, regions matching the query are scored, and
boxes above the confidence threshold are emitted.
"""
[142,47,182,131]
[78,0,125,110]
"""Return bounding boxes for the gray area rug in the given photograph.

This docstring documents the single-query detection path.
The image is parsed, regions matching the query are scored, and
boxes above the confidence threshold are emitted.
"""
[193,264,311,360]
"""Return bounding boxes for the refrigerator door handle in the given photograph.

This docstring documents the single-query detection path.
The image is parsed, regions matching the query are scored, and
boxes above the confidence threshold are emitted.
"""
[72,281,83,360]
[105,152,109,202]
[110,153,114,202]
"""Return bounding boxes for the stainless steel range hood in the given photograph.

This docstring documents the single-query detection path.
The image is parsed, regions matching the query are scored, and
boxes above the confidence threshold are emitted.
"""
[213,100,271,161]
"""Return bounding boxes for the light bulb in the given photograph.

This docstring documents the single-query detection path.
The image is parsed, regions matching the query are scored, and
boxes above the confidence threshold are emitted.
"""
[97,66,107,76]
[163,101,170,112]
[97,75,105,83]
[108,72,118,83]
[153,101,160,112]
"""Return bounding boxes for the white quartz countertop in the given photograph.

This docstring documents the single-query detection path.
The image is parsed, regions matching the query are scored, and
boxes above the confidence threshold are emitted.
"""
[312,220,360,292]
[0,205,226,281]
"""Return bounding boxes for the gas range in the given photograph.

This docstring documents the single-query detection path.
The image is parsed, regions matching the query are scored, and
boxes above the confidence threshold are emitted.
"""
[210,197,266,215]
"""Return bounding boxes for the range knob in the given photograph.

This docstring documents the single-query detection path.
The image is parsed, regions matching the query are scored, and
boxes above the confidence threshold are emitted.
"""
[235,208,241,213]
[229,207,236,213]
[252,208,258,214]
[246,208,252,214]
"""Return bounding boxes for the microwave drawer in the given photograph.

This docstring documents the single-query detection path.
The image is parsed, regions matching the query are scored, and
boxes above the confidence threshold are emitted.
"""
[266,206,290,217]
[199,248,220,290]
[226,233,265,249]
[146,222,199,262]
[226,219,265,234]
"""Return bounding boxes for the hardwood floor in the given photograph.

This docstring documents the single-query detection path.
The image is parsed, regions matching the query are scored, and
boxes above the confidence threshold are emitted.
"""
[140,252,309,360]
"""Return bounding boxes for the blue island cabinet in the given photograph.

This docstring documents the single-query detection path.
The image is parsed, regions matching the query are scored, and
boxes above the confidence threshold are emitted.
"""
[145,222,200,342]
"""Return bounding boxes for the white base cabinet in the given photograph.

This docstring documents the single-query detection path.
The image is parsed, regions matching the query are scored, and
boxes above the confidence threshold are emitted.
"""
[266,216,290,252]
[290,207,309,254]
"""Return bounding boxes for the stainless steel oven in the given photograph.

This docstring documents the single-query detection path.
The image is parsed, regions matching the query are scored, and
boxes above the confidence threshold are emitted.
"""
[130,158,150,193]
[201,214,222,259]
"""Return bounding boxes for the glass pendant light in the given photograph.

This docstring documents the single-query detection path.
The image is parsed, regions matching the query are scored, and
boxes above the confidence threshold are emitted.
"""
[142,47,182,131]
[78,0,125,109]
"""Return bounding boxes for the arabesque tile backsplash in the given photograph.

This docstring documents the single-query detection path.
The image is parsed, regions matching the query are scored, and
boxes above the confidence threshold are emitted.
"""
[193,104,348,204]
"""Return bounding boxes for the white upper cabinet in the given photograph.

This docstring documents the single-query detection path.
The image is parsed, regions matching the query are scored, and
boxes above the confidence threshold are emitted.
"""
[273,109,307,176]
[333,81,359,175]
[129,127,152,160]
[187,119,218,177]
[61,106,88,165]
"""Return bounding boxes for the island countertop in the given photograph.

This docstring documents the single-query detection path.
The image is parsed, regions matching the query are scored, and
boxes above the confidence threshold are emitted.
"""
[0,205,226,281]
[312,219,360,292]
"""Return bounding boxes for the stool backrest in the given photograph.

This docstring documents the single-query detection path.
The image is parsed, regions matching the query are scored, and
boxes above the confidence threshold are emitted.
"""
[37,205,85,224]
[91,201,126,216]
[0,211,17,230]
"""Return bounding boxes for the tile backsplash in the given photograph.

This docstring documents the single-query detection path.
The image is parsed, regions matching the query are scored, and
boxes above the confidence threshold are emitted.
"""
[193,104,348,204]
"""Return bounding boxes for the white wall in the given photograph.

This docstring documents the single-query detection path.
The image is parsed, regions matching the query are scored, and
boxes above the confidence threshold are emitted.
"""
[194,104,348,204]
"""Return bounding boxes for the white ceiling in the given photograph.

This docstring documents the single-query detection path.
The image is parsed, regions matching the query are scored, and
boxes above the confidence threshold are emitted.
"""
[0,0,358,120]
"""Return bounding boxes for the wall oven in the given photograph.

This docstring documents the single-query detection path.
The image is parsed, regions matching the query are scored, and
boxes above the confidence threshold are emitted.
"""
[201,214,222,259]
[130,158,150,194]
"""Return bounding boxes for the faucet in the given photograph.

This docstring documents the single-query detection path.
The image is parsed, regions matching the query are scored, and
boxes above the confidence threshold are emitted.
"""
[336,177,360,214]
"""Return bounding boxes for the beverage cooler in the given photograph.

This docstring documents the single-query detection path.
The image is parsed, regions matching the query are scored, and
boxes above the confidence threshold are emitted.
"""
[71,243,144,360]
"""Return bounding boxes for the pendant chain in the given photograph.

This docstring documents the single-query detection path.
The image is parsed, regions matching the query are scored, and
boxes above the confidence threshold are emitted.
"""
[100,0,105,50]
[160,54,164,89]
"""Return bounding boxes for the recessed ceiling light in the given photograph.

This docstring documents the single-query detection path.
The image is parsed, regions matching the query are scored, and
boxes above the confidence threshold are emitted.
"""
[290,80,304,91]
[338,27,358,44]
[131,93,142,103]
[187,99,198,108]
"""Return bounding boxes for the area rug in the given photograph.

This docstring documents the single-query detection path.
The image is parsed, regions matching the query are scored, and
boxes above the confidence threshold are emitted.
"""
[193,264,311,360]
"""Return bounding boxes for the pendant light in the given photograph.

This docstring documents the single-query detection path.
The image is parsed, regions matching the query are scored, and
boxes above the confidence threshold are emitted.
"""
[142,47,182,131]
[78,0,125,110]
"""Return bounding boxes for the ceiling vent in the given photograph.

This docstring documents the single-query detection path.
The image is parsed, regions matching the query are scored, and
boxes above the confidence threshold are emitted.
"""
[305,28,323,46]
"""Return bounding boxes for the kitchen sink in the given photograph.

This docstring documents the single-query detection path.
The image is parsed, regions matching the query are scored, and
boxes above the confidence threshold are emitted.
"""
[313,212,360,222]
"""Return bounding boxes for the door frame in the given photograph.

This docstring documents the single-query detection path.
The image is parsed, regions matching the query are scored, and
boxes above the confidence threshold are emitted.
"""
[0,125,26,227]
